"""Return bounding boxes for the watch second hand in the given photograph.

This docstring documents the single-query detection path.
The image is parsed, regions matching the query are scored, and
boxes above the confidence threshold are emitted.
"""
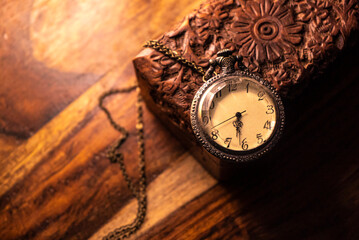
[211,110,246,129]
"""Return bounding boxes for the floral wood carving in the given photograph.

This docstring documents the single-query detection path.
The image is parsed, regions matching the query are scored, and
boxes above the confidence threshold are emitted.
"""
[133,0,359,133]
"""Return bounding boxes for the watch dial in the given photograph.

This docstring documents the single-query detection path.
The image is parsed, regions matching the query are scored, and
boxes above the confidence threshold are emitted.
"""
[199,76,278,152]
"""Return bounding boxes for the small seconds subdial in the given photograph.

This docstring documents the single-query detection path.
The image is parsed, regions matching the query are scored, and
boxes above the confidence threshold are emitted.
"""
[200,76,277,151]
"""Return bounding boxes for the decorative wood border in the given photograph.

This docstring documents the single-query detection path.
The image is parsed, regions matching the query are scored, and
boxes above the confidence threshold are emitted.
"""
[133,0,358,135]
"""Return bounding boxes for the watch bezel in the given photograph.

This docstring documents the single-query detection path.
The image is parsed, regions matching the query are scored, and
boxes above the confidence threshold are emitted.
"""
[190,70,285,163]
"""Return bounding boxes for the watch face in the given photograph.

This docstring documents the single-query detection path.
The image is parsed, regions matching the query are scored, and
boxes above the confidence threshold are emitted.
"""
[191,71,285,162]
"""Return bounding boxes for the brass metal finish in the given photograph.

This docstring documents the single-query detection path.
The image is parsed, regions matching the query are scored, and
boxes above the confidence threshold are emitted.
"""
[191,71,285,162]
[203,48,245,81]
[144,40,206,77]
[99,86,147,240]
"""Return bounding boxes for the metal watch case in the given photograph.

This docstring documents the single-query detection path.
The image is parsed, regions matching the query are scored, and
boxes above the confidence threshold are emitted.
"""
[190,70,285,163]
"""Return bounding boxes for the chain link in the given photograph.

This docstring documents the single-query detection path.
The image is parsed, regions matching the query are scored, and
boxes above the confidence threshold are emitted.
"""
[100,40,204,240]
[99,85,147,240]
[144,40,206,76]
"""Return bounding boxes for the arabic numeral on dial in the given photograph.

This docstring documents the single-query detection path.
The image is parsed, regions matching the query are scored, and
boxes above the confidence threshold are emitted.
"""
[246,83,249,93]
[256,133,264,144]
[241,138,248,150]
[215,90,222,98]
[263,120,272,130]
[211,129,219,140]
[258,91,265,101]
[224,138,232,148]
[202,116,209,126]
[210,101,215,109]
[266,105,274,114]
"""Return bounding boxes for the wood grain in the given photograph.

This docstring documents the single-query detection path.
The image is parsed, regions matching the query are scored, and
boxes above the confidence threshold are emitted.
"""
[1,0,359,240]
[90,152,217,240]
[0,0,200,160]
[1,0,202,239]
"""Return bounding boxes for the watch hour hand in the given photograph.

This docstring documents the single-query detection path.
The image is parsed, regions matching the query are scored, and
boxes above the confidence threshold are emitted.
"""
[233,120,243,137]
[233,111,245,137]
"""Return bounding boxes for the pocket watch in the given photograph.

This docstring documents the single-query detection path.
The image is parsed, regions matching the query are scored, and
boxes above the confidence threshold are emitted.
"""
[190,49,285,162]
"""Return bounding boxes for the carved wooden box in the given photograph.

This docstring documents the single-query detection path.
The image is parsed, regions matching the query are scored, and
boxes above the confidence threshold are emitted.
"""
[133,0,359,179]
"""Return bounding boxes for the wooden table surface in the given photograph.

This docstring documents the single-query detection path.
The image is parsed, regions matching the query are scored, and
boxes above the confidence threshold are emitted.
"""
[1,0,359,239]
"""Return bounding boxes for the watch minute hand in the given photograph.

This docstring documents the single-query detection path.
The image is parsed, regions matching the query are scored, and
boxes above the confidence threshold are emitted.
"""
[211,111,246,129]
[211,115,236,129]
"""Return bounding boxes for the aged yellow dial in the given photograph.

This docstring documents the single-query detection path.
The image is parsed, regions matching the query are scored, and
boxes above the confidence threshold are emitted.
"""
[191,72,284,161]
[203,76,277,151]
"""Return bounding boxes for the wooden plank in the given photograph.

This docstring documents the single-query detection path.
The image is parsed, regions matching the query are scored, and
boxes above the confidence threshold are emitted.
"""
[0,0,101,152]
[0,66,127,196]
[89,152,216,240]
[0,0,202,160]
[0,0,204,238]
[0,66,187,239]
[0,134,22,161]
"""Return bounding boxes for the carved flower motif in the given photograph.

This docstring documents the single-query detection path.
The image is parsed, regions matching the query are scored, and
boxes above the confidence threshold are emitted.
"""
[296,0,330,23]
[150,53,183,94]
[297,0,338,35]
[229,0,302,63]
[194,3,229,44]
[264,59,302,95]
[295,0,340,61]
[306,37,337,61]
[266,67,291,90]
